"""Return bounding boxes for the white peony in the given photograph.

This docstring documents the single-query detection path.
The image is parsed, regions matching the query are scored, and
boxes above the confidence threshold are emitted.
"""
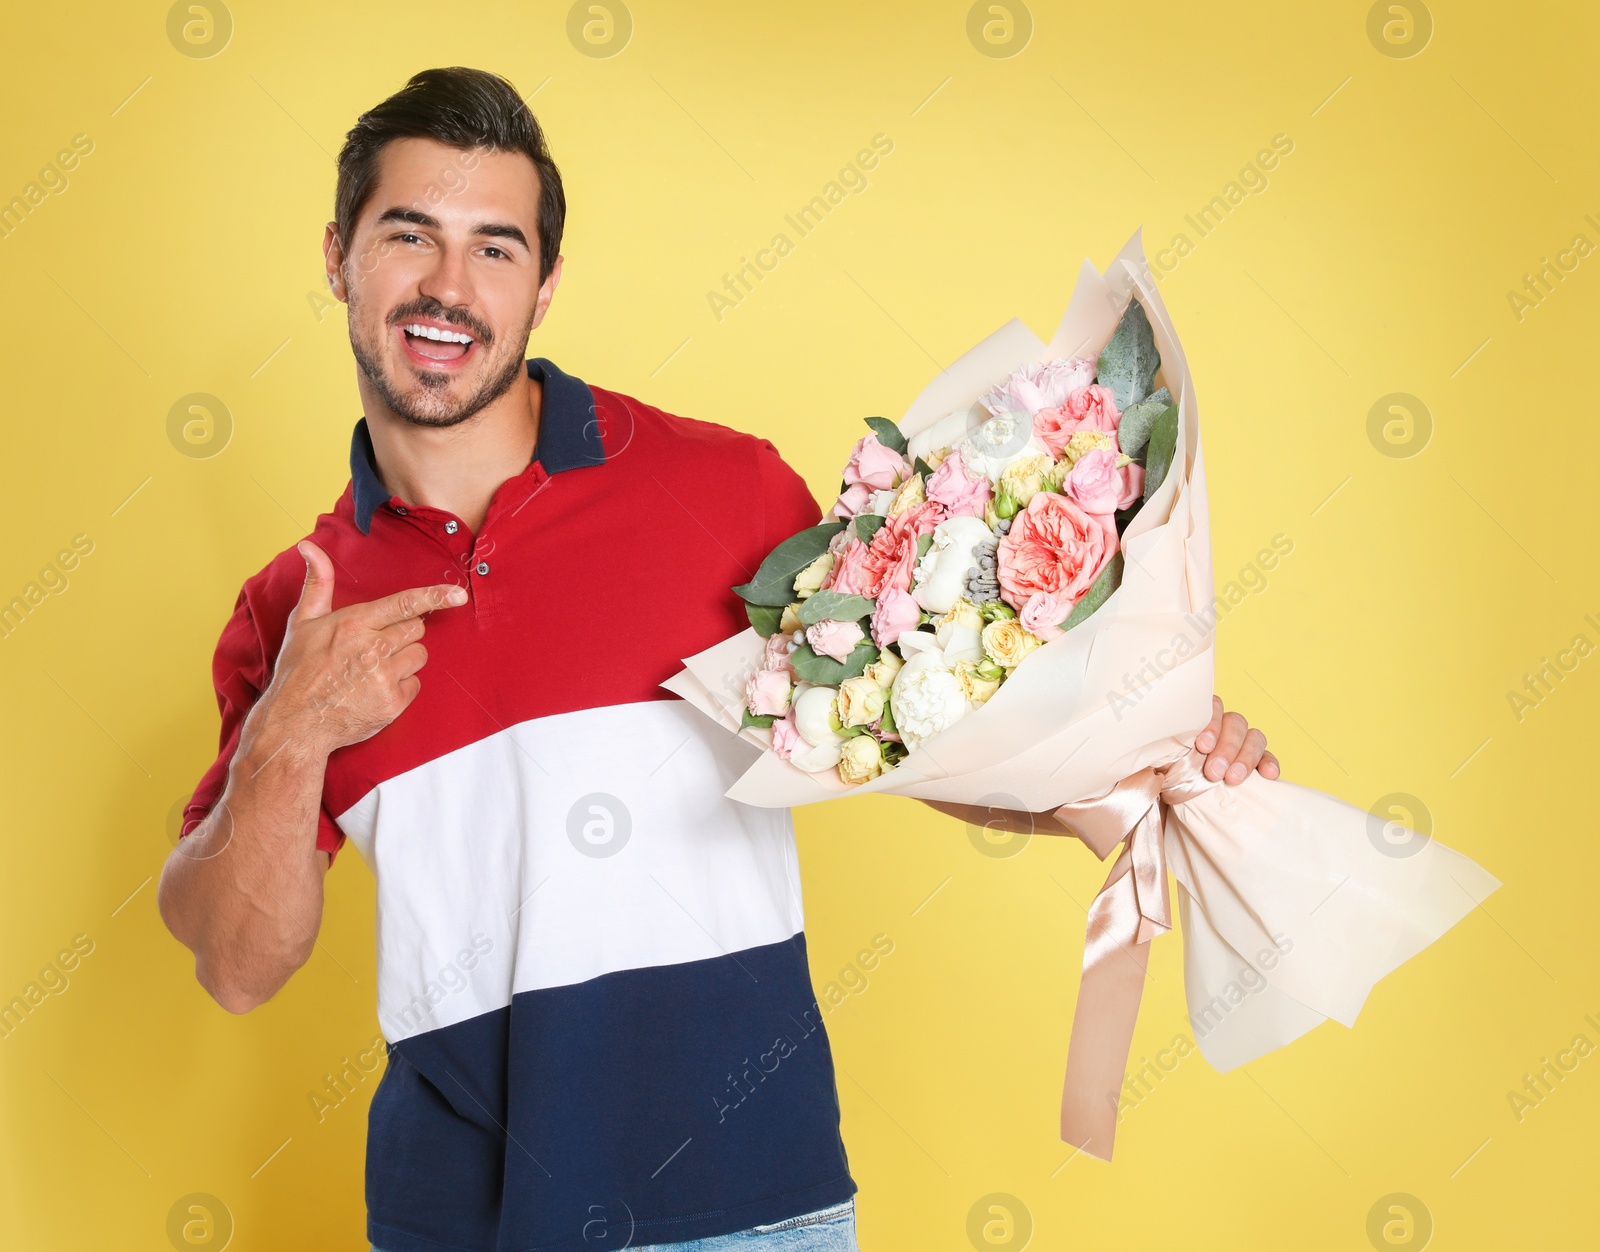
[959,412,1050,483]
[889,649,971,752]
[789,683,845,773]
[911,515,995,614]
[934,620,983,665]
[906,404,985,466]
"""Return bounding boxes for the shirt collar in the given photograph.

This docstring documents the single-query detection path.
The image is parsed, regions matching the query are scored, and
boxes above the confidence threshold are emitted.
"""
[349,356,602,535]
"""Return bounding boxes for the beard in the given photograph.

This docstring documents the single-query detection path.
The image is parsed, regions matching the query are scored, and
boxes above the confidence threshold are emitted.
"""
[348,289,538,429]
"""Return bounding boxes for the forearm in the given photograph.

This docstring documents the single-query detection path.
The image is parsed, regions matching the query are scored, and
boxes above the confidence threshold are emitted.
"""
[158,699,330,1011]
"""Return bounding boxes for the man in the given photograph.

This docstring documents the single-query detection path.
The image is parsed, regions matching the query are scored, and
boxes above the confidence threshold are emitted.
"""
[158,67,1277,1252]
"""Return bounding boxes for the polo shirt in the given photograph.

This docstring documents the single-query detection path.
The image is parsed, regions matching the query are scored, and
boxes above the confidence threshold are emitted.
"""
[182,356,856,1251]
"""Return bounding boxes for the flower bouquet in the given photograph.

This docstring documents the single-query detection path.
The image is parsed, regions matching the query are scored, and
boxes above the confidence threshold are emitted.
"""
[664,230,1502,1160]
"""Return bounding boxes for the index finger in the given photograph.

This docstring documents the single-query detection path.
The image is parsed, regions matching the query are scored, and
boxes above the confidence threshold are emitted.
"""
[356,583,468,627]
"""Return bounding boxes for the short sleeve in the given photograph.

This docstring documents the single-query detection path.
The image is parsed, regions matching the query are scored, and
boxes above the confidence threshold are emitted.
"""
[754,437,823,556]
[182,587,347,861]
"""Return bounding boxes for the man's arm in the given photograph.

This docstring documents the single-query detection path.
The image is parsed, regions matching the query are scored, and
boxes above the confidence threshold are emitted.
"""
[158,707,334,1013]
[157,540,466,1013]
[918,697,1278,835]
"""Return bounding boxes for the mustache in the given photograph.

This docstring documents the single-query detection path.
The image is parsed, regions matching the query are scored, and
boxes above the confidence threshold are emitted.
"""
[387,299,496,347]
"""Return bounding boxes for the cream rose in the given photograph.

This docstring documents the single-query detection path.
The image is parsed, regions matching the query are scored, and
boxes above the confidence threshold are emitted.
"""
[838,735,885,783]
[934,598,984,633]
[954,660,1002,707]
[997,452,1053,508]
[864,650,904,689]
[982,618,1044,669]
[837,676,886,727]
[886,474,925,518]
[792,551,834,600]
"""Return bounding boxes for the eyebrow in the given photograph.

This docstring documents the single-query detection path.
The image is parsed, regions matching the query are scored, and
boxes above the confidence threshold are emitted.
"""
[375,206,530,250]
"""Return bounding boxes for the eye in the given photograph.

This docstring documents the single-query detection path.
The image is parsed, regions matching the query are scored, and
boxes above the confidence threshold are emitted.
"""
[394,232,425,245]
[483,246,507,260]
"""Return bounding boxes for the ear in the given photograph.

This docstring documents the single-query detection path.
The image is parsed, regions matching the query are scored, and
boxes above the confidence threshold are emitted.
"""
[530,253,563,331]
[322,222,351,304]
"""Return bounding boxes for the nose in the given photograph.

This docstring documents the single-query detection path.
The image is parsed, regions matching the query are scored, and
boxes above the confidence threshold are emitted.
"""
[416,239,476,317]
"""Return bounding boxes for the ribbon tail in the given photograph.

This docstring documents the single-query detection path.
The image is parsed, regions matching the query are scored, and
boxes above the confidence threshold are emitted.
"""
[1059,855,1154,1162]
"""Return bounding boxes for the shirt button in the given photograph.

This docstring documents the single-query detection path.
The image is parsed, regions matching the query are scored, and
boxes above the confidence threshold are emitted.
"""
[476,561,490,576]
[394,505,408,516]
[445,520,459,535]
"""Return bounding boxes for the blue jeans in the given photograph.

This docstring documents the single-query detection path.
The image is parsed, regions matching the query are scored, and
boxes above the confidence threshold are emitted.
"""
[372,1198,857,1251]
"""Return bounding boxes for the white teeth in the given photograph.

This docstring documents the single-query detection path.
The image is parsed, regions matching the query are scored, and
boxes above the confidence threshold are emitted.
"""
[404,323,474,344]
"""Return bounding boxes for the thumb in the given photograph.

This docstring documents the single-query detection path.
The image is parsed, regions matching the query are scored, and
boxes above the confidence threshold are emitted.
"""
[293,540,336,621]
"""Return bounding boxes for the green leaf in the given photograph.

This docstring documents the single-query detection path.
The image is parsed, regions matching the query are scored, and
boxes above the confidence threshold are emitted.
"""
[745,602,785,637]
[916,533,934,559]
[1142,405,1180,502]
[864,416,908,455]
[1096,297,1161,411]
[1061,551,1124,630]
[790,639,879,685]
[836,722,868,738]
[912,456,933,479]
[1116,388,1173,457]
[798,589,876,627]
[740,708,777,729]
[854,513,886,545]
[878,700,897,736]
[732,521,846,606]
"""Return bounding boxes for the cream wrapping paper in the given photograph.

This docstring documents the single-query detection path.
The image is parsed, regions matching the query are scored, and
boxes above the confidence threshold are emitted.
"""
[662,228,1502,1160]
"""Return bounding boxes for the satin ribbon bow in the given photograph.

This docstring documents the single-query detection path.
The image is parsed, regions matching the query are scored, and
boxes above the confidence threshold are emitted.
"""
[1050,743,1217,1160]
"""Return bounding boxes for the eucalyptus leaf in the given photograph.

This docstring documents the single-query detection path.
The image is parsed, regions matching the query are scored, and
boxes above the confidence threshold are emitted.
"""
[1096,297,1160,411]
[740,708,777,729]
[854,513,886,545]
[913,456,933,479]
[864,416,908,455]
[1142,405,1180,502]
[732,521,846,606]
[1061,551,1124,630]
[916,533,934,559]
[745,602,785,637]
[790,639,879,685]
[1116,388,1173,457]
[798,590,875,627]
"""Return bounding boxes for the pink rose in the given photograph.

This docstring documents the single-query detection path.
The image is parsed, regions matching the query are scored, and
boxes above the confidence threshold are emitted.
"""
[806,618,866,661]
[980,357,1097,417]
[826,502,946,598]
[1019,590,1073,642]
[924,450,992,519]
[842,434,909,492]
[761,633,795,676]
[871,587,921,647]
[996,491,1118,612]
[771,709,800,761]
[1064,448,1123,516]
[1033,383,1122,459]
[747,667,793,717]
[826,482,875,521]
[1117,459,1144,510]
[823,538,873,595]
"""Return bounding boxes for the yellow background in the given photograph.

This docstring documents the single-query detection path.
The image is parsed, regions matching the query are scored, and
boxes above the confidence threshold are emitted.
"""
[1,0,1595,1248]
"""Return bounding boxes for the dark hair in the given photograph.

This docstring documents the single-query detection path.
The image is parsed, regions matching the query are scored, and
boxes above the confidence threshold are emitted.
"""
[335,67,565,285]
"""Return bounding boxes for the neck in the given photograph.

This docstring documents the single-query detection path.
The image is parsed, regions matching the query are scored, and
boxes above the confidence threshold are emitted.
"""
[363,369,542,534]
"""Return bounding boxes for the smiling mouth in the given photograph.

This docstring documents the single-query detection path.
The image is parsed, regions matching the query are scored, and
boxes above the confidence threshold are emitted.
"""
[398,322,480,368]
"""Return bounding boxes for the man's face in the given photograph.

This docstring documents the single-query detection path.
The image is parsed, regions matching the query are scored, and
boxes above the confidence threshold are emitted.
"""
[326,137,561,428]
